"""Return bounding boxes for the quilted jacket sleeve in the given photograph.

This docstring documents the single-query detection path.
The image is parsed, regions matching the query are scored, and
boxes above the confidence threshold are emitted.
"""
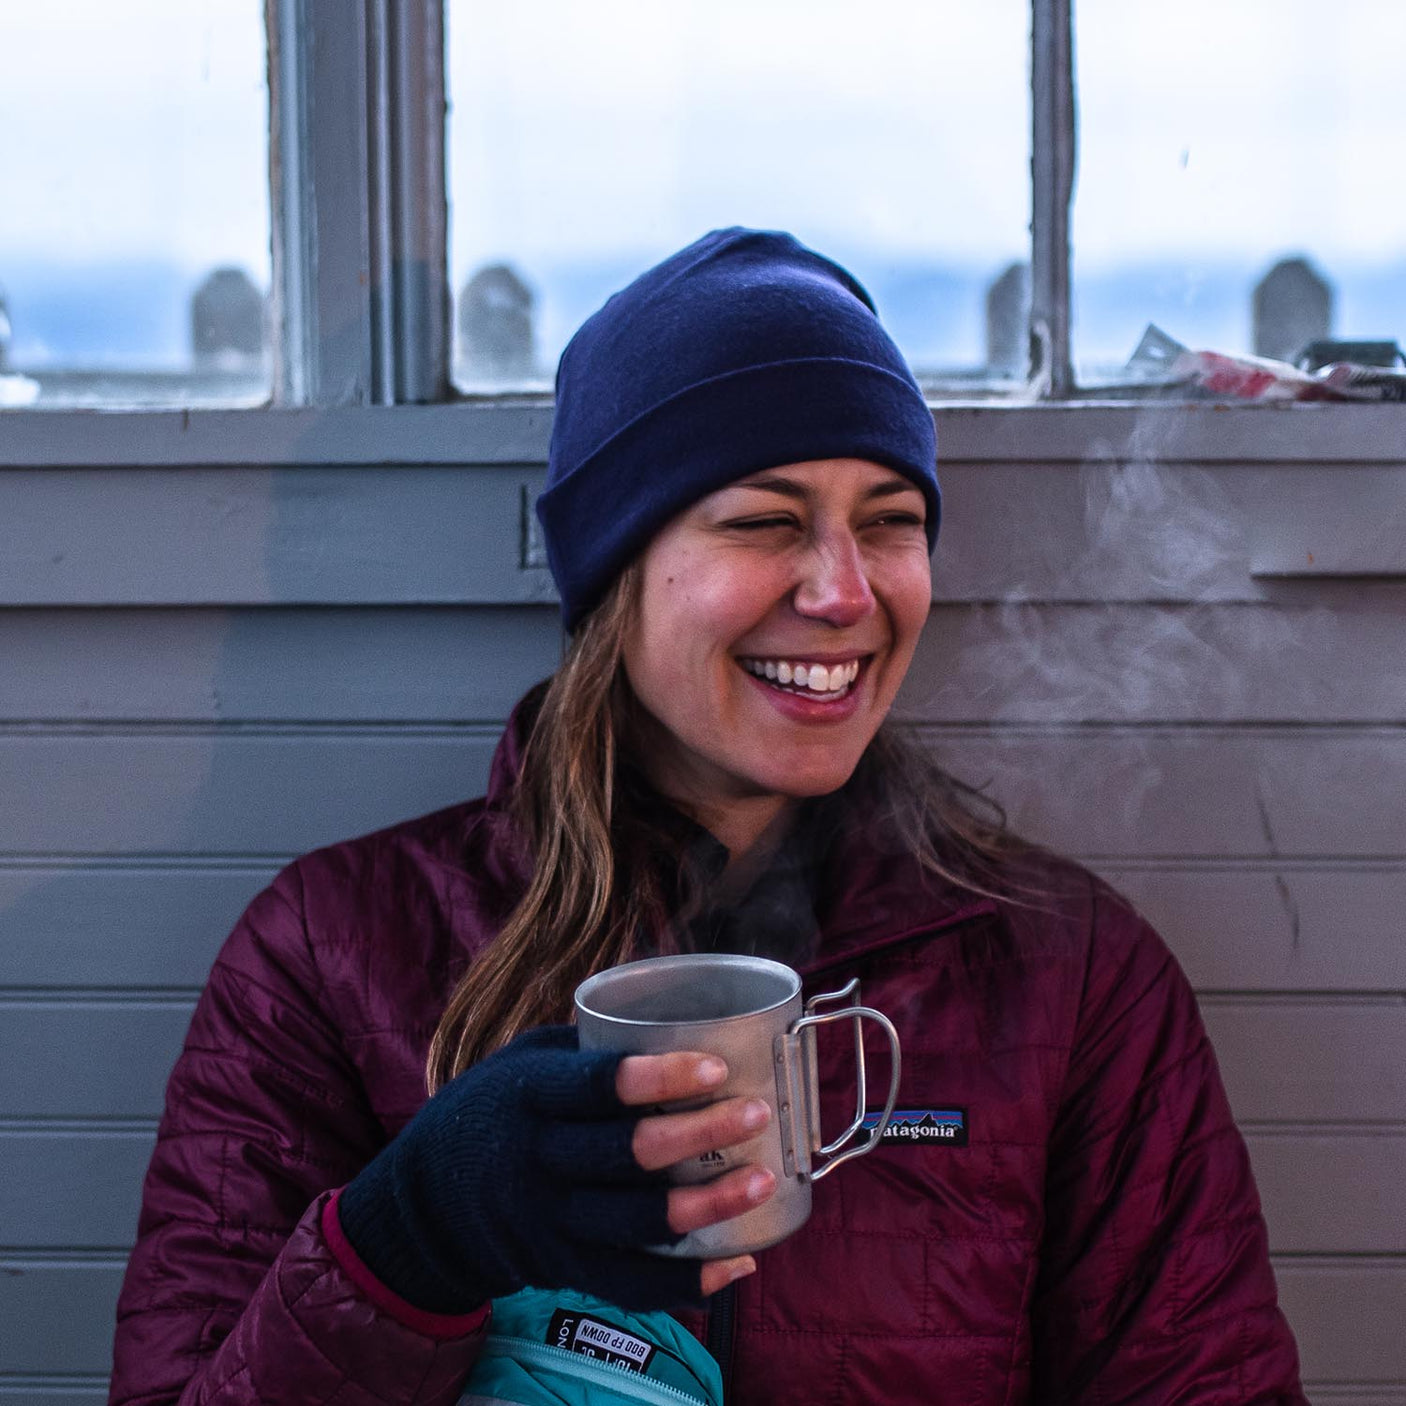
[1030,881,1307,1404]
[109,865,488,1405]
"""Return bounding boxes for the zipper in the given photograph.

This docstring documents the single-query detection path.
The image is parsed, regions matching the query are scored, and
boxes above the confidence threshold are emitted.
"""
[703,1281,737,1392]
[476,1335,712,1406]
[696,903,996,1391]
[688,905,989,1389]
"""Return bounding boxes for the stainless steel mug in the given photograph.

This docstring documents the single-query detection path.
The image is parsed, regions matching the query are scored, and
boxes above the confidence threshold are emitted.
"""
[574,952,901,1258]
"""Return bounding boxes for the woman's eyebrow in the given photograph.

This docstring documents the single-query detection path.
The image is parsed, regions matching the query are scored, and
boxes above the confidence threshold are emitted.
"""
[730,474,808,499]
[862,479,925,501]
[732,474,920,500]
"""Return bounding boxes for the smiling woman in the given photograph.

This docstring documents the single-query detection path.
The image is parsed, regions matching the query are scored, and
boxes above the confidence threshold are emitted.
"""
[109,228,1307,1406]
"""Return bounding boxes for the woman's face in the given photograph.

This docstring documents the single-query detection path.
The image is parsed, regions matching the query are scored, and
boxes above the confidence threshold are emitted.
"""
[622,457,932,828]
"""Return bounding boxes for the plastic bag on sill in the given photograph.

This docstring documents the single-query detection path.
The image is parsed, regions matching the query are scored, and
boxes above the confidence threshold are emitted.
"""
[1126,324,1406,402]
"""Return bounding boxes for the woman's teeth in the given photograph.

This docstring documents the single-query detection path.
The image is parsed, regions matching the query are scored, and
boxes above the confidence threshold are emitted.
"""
[741,658,860,696]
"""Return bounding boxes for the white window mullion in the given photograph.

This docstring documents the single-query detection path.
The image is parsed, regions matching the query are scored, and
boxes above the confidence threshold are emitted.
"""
[267,0,377,406]
[383,0,450,405]
[1030,0,1076,398]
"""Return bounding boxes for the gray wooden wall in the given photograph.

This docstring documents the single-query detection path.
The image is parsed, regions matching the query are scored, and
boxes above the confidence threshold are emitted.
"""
[1,406,1402,1403]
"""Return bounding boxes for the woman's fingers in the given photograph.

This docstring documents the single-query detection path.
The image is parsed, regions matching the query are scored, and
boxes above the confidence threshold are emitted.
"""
[667,1164,776,1235]
[700,1255,757,1297]
[632,1095,771,1172]
[610,1053,771,1299]
[615,1051,727,1108]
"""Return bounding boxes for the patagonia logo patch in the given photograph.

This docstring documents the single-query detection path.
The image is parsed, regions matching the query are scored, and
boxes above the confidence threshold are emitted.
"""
[546,1307,656,1374]
[864,1107,968,1147]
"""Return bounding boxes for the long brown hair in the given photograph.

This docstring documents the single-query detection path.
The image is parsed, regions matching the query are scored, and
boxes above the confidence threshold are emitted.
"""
[426,567,1018,1092]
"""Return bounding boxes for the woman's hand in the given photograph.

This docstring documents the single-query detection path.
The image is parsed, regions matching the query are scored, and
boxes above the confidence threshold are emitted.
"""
[616,1050,776,1294]
[337,1027,773,1314]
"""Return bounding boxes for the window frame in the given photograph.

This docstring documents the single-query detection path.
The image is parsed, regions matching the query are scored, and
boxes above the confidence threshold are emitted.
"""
[267,0,448,406]
[0,0,1400,447]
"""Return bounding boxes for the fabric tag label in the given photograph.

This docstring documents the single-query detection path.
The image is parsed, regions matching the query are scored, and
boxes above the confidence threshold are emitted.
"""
[863,1107,968,1147]
[546,1308,657,1374]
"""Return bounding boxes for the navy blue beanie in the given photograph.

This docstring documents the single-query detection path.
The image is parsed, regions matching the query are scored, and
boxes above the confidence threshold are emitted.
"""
[538,227,940,631]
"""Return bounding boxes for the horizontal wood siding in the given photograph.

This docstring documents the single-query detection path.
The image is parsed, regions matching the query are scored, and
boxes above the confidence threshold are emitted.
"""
[6,996,1405,1125]
[2,726,1403,859]
[5,1125,1404,1256]
[3,599,1404,724]
[2,442,1402,1401]
[5,862,1404,991]
[5,1257,1402,1383]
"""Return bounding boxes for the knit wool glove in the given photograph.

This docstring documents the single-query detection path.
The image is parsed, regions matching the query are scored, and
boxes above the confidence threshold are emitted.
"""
[337,1025,705,1314]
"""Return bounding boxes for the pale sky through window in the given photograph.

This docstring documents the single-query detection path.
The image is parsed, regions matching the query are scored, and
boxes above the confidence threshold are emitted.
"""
[443,0,1404,269]
[3,1,1401,268]
[1,0,1402,374]
[0,0,269,271]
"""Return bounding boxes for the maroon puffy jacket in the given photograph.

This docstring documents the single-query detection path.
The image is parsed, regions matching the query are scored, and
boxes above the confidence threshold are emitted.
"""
[111,703,1306,1404]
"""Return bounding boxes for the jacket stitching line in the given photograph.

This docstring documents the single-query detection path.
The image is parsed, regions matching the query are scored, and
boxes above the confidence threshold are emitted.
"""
[138,1211,333,1239]
[1051,1222,1271,1315]
[407,1346,440,1404]
[969,1329,991,1406]
[1002,1243,1040,1406]
[801,903,1001,974]
[1236,1313,1248,1398]
[1086,1122,1247,1205]
[287,860,330,1009]
[274,1266,411,1406]
[828,1338,848,1406]
[295,1314,404,1404]
[1054,1037,1217,1153]
[737,1326,1017,1341]
[920,1233,934,1336]
[842,945,1086,977]
[173,1045,361,1111]
[1065,1302,1280,1344]
[1047,872,1100,1137]
[112,1302,238,1324]
[1093,949,1180,1039]
[215,1135,230,1251]
[206,961,339,1039]
[200,1358,254,1402]
[796,1228,1040,1245]
[145,1132,362,1178]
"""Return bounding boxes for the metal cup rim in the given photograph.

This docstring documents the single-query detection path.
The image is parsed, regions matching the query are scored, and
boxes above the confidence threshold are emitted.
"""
[574,952,801,1027]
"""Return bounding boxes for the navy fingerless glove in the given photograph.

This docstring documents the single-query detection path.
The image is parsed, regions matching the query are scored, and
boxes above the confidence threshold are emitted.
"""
[337,1026,704,1314]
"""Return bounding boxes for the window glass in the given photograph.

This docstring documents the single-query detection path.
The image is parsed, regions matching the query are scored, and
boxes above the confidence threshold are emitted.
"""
[446,0,1031,394]
[0,1,271,409]
[1074,0,1406,386]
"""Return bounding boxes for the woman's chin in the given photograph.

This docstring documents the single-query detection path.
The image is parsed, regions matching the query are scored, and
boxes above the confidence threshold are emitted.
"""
[743,752,865,802]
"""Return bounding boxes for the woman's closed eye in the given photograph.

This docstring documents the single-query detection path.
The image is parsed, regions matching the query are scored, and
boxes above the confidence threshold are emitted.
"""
[725,515,802,532]
[867,510,925,529]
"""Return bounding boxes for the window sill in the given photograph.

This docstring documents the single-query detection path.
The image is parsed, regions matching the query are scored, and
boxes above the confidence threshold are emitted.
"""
[0,398,1402,468]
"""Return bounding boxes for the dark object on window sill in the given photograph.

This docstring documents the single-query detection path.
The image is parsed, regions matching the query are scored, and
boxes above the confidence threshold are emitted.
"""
[1296,339,1404,372]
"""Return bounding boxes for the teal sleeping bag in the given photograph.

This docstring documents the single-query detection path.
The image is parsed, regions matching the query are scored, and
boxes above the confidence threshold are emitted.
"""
[458,1287,725,1406]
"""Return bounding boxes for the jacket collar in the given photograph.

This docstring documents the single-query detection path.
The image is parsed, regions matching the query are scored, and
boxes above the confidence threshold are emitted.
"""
[480,682,997,966]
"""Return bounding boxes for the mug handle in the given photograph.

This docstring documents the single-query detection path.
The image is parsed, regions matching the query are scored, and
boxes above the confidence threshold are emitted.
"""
[803,979,865,1155]
[774,1001,902,1183]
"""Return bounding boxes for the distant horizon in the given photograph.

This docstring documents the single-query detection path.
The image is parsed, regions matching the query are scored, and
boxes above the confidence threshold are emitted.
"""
[4,247,1403,377]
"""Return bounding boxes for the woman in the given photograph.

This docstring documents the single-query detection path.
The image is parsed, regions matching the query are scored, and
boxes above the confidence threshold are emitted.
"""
[110,229,1306,1404]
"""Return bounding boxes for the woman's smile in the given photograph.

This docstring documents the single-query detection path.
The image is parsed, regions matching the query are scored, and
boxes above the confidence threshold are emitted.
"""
[737,654,865,698]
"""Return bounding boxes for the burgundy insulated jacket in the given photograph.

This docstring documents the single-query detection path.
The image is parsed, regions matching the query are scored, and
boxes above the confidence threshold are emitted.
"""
[111,702,1306,1404]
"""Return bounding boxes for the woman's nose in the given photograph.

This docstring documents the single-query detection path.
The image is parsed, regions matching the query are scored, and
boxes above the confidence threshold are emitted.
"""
[792,533,876,625]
